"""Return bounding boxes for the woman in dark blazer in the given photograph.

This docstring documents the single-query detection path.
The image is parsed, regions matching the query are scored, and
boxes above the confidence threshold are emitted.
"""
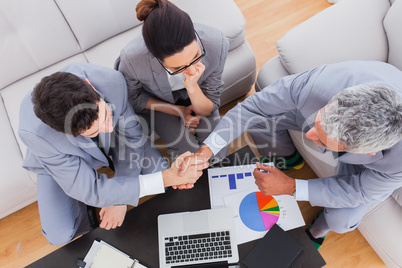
[116,0,229,160]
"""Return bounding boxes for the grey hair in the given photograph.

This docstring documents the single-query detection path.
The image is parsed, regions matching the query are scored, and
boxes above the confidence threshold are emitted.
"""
[320,84,402,153]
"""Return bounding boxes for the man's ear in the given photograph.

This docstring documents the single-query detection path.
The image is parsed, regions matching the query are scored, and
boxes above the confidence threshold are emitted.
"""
[85,78,96,90]
[366,152,376,156]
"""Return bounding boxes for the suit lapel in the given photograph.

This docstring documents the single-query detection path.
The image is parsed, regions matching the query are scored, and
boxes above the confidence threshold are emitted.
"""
[150,56,175,103]
[70,134,108,164]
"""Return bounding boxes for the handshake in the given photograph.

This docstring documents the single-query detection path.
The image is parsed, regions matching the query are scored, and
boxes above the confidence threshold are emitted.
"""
[161,145,214,190]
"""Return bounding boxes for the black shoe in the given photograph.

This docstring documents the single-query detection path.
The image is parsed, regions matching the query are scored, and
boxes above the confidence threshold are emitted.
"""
[306,209,326,250]
[86,205,99,231]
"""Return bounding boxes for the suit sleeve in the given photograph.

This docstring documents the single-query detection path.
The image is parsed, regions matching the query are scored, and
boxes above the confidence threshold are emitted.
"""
[19,130,142,207]
[200,33,229,111]
[117,51,150,113]
[308,165,402,208]
[204,68,318,151]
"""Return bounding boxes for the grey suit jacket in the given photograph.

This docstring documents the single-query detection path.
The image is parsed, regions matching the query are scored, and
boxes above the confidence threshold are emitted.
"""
[19,63,152,207]
[207,60,402,208]
[115,23,229,113]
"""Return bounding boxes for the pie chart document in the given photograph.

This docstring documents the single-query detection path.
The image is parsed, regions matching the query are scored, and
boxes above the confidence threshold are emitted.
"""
[224,191,305,245]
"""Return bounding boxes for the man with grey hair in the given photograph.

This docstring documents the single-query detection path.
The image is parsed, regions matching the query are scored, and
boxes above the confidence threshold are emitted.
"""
[320,85,401,154]
[181,60,402,248]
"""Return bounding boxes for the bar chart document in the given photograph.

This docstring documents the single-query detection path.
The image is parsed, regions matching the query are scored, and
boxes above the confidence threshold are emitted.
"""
[208,164,305,244]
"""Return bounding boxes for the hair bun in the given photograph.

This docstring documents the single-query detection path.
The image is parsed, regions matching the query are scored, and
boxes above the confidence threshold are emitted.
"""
[136,0,160,22]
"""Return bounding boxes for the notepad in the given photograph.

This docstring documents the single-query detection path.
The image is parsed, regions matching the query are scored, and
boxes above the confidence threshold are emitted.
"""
[243,224,303,268]
[83,239,147,268]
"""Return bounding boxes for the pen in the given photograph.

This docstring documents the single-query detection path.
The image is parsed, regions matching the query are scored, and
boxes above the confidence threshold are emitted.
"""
[258,162,272,173]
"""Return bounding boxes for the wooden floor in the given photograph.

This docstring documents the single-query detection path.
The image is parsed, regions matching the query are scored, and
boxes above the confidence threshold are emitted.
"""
[0,0,387,267]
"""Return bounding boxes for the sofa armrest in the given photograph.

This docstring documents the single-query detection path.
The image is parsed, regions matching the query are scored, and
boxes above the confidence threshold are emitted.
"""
[172,0,246,51]
[255,55,290,91]
[277,0,390,74]
[384,0,402,70]
[391,186,402,207]
[358,196,402,268]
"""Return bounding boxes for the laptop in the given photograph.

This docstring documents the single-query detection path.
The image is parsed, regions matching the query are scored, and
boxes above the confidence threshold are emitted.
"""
[158,208,239,268]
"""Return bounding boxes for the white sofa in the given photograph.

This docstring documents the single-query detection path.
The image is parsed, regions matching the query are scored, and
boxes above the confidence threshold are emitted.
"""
[255,0,402,267]
[0,0,256,219]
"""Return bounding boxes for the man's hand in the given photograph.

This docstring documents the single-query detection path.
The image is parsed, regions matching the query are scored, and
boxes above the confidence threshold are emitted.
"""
[183,105,200,130]
[172,146,213,190]
[163,151,209,189]
[99,205,127,230]
[179,145,213,176]
[253,162,296,196]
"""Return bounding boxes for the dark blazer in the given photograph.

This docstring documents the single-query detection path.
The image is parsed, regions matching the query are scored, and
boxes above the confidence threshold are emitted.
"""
[116,23,230,113]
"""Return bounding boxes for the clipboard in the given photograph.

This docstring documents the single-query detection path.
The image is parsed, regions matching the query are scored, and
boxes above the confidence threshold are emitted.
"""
[78,239,148,268]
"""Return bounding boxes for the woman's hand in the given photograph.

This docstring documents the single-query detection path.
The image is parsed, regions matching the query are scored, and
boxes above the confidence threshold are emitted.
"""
[183,61,205,93]
[183,105,200,130]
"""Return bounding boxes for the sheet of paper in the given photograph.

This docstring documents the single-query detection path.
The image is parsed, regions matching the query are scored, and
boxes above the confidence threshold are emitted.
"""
[208,164,259,208]
[224,190,305,245]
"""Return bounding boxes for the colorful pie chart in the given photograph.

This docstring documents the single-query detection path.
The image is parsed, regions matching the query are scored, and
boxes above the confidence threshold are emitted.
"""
[239,191,280,231]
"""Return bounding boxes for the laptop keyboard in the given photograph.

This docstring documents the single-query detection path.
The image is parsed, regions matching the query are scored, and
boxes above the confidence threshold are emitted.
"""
[164,231,233,264]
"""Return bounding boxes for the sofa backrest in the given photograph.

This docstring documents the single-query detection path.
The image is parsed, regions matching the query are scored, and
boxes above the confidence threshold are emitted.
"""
[276,0,390,74]
[54,0,142,51]
[0,0,81,90]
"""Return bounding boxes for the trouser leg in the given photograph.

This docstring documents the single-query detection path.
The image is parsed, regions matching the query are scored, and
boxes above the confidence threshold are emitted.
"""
[309,203,373,238]
[140,109,200,159]
[37,174,90,245]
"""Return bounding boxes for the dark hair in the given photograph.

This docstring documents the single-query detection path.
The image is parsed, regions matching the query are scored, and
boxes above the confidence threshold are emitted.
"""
[32,72,101,136]
[136,0,196,61]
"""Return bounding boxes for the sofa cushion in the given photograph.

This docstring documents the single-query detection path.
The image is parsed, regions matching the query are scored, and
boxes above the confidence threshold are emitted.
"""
[384,0,402,71]
[55,0,142,51]
[277,0,390,74]
[1,54,88,156]
[171,0,246,51]
[0,0,81,90]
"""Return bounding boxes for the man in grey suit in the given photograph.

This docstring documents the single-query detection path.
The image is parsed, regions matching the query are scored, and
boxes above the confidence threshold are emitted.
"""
[19,63,207,245]
[183,60,402,247]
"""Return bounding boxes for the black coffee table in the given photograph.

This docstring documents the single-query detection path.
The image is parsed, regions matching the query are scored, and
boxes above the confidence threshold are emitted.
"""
[27,146,325,268]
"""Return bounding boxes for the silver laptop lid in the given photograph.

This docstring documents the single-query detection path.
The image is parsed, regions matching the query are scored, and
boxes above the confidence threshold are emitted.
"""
[158,208,239,268]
